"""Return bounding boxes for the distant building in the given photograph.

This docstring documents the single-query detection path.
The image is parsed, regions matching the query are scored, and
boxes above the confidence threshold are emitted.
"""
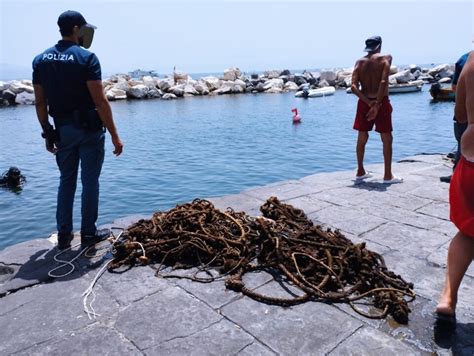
[128,69,159,78]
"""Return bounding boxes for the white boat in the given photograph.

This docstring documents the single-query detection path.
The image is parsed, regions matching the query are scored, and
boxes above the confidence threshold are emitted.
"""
[346,80,423,94]
[295,86,336,98]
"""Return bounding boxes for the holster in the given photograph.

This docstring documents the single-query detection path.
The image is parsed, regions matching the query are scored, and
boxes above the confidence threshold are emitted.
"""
[54,109,103,132]
[72,109,104,132]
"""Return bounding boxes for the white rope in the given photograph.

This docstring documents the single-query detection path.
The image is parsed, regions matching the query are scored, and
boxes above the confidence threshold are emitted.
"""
[47,227,126,319]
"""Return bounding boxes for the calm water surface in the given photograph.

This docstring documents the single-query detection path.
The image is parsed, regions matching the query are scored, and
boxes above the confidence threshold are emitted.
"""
[0,90,455,250]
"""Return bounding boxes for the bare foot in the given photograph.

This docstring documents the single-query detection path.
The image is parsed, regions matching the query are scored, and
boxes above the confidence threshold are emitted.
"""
[436,297,456,316]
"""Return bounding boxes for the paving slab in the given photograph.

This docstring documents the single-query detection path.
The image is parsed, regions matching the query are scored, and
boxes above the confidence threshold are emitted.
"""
[309,205,388,235]
[237,341,276,355]
[114,285,222,350]
[144,319,254,355]
[18,323,142,356]
[328,326,422,355]
[0,279,118,355]
[221,282,363,355]
[362,222,451,259]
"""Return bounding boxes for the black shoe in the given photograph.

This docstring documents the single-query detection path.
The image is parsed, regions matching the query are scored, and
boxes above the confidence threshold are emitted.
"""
[440,175,451,183]
[57,233,74,250]
[81,228,111,248]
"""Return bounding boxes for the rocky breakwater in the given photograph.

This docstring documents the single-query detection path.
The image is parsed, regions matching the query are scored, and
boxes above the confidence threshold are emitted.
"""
[0,64,456,106]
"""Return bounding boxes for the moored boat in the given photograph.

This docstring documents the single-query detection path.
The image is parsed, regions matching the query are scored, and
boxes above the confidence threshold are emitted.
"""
[346,80,424,94]
[295,86,336,98]
[429,83,455,101]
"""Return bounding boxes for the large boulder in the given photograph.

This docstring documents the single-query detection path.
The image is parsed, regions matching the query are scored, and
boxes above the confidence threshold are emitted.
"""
[418,74,434,83]
[142,76,157,89]
[320,70,337,85]
[171,85,185,97]
[234,79,247,88]
[390,70,415,84]
[214,81,234,95]
[106,88,127,101]
[8,80,33,94]
[113,79,130,92]
[202,76,221,91]
[264,70,280,79]
[318,80,330,88]
[183,84,198,95]
[194,81,210,95]
[157,78,173,92]
[294,74,307,86]
[280,69,291,76]
[162,93,177,100]
[128,84,148,99]
[263,78,284,91]
[343,76,352,88]
[428,64,453,77]
[147,88,162,98]
[15,92,35,105]
[232,84,245,94]
[283,81,299,91]
[255,82,265,92]
[2,89,16,104]
[0,81,6,91]
[437,68,454,79]
[265,87,283,94]
[223,68,241,81]
[408,64,421,73]
[389,65,398,75]
[336,69,352,81]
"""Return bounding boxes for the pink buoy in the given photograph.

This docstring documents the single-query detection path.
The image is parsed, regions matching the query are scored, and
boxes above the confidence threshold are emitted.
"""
[291,108,301,124]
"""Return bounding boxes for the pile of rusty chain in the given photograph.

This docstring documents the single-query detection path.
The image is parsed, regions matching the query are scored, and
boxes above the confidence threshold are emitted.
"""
[109,197,415,323]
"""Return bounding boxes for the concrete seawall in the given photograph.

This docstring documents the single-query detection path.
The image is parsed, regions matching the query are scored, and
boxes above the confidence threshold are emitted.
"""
[0,154,473,355]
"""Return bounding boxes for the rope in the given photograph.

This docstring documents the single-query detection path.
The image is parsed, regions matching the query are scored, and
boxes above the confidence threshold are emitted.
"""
[108,197,416,324]
[47,228,125,319]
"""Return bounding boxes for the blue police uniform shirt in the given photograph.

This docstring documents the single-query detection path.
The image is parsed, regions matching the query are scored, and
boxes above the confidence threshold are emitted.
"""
[32,40,101,119]
[452,51,471,86]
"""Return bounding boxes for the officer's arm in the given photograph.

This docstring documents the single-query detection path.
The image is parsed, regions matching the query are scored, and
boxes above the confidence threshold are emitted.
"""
[33,84,49,127]
[87,80,123,156]
[87,80,119,135]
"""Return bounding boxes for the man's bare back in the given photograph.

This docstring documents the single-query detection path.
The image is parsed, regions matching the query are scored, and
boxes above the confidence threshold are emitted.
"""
[352,54,392,99]
[455,52,474,160]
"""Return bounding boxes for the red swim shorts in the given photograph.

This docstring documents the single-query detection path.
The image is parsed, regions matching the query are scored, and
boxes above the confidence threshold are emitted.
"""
[450,155,474,238]
[353,96,393,133]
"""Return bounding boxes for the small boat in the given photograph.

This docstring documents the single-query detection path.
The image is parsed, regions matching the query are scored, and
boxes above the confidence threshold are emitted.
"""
[346,80,423,94]
[295,86,336,98]
[430,83,455,101]
[389,80,424,94]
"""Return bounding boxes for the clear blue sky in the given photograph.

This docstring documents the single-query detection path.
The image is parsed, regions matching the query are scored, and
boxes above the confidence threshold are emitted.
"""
[0,0,473,79]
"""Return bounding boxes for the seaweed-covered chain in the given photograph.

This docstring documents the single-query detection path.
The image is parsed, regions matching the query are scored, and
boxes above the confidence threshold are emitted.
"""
[109,197,415,324]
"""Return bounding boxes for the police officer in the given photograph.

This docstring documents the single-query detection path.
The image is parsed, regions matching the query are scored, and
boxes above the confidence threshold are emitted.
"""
[32,10,123,249]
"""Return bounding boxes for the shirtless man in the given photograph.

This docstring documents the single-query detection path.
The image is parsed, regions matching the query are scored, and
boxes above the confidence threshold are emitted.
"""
[436,52,474,321]
[351,36,402,183]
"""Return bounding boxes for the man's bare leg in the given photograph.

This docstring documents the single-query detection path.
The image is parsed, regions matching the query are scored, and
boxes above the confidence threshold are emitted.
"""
[356,131,369,176]
[381,132,393,180]
[437,232,474,315]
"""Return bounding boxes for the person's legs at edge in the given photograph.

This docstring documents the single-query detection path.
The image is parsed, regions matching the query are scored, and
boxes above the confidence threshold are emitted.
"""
[79,130,105,236]
[436,232,474,315]
[380,132,393,180]
[356,131,369,177]
[56,126,81,236]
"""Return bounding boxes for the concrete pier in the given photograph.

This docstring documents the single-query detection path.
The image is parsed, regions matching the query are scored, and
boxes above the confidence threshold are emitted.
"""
[0,154,472,355]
